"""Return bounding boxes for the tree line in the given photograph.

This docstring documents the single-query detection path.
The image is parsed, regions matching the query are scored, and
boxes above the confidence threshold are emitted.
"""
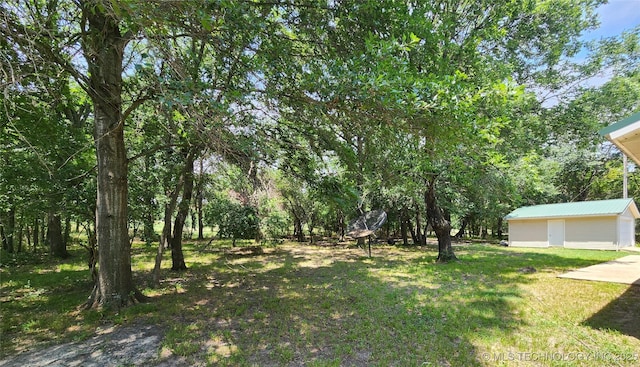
[1,0,639,309]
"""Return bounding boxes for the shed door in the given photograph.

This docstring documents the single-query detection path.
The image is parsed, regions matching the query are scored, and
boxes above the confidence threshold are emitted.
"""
[548,220,565,247]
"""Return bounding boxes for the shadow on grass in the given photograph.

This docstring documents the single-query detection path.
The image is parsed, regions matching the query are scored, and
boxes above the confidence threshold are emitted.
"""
[583,285,640,340]
[1,243,632,366]
[140,243,627,366]
[0,249,96,359]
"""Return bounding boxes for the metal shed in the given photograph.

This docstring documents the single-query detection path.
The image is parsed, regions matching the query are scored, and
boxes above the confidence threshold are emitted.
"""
[505,199,639,250]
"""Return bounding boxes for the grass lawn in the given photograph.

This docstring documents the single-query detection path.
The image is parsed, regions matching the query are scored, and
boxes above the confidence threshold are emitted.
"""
[1,241,639,366]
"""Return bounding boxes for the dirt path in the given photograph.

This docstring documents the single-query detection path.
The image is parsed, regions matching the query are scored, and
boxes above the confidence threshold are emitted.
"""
[0,323,186,367]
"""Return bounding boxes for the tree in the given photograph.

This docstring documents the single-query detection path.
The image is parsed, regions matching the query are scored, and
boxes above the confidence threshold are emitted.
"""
[0,49,93,258]
[260,0,604,261]
[2,0,299,306]
[541,26,640,203]
[220,204,260,246]
[82,1,145,307]
[2,0,156,307]
[169,148,197,270]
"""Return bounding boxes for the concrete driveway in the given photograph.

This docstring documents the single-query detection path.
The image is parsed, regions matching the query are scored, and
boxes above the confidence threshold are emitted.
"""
[558,255,640,285]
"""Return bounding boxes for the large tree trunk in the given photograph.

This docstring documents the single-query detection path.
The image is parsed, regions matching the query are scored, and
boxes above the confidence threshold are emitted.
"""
[82,2,144,309]
[425,180,457,263]
[47,212,68,258]
[170,151,196,271]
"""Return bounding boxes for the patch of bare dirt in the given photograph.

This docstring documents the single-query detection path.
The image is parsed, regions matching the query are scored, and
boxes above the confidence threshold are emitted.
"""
[0,323,186,367]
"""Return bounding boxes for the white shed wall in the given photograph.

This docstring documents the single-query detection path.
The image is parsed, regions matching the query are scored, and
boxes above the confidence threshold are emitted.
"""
[621,207,636,221]
[508,220,548,247]
[508,213,637,249]
[618,207,636,247]
[564,216,618,250]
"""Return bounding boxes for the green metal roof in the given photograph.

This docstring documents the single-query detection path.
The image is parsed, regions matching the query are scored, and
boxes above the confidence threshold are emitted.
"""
[599,111,640,137]
[505,198,639,220]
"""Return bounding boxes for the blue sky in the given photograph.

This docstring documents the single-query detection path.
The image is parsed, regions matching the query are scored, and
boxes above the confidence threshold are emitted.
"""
[588,1,639,167]
[563,0,640,91]
[585,0,640,40]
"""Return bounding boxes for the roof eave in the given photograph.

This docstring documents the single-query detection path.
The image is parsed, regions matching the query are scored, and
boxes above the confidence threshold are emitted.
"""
[600,112,640,166]
[599,111,640,137]
[624,201,640,218]
[506,213,622,221]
